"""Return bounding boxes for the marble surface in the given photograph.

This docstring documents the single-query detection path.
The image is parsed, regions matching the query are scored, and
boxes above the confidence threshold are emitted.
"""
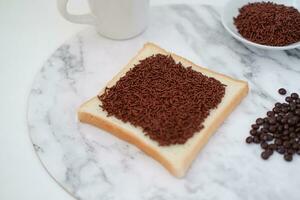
[27,4,300,200]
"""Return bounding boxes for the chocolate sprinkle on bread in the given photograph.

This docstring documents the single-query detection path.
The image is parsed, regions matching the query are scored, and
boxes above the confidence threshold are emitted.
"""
[99,54,226,146]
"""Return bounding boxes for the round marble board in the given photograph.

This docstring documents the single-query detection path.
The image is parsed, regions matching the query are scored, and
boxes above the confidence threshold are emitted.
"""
[27,4,300,200]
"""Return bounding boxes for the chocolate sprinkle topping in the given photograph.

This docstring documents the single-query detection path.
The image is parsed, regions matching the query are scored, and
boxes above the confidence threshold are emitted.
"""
[234,2,300,46]
[99,54,226,146]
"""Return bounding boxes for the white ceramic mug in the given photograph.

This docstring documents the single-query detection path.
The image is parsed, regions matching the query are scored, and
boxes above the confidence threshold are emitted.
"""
[57,0,149,40]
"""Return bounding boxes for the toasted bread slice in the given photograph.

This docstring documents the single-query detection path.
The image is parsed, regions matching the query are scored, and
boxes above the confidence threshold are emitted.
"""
[78,43,248,178]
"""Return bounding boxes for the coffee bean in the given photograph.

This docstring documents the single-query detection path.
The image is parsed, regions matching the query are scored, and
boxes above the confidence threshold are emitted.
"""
[283,130,289,135]
[261,142,268,149]
[269,144,277,150]
[250,129,257,136]
[269,125,277,133]
[295,109,300,116]
[286,110,292,115]
[296,99,300,104]
[297,150,300,155]
[282,107,289,113]
[266,149,273,155]
[288,118,296,125]
[256,130,262,135]
[277,111,283,116]
[260,133,268,141]
[289,139,296,144]
[263,123,270,129]
[276,115,283,122]
[285,97,293,103]
[263,117,269,123]
[290,103,297,111]
[283,141,291,148]
[275,102,282,108]
[281,136,288,141]
[273,134,281,139]
[291,93,299,99]
[290,139,295,143]
[273,107,280,113]
[282,136,290,141]
[268,117,276,124]
[275,139,283,145]
[277,125,283,132]
[284,154,293,161]
[277,146,286,154]
[246,136,253,143]
[261,151,270,160]
[293,116,299,123]
[281,119,287,125]
[289,127,295,132]
[251,124,259,129]
[292,143,299,150]
[261,128,268,133]
[253,136,260,143]
[290,132,296,138]
[256,118,264,125]
[282,103,289,107]
[278,88,287,95]
[267,111,275,117]
[287,149,295,154]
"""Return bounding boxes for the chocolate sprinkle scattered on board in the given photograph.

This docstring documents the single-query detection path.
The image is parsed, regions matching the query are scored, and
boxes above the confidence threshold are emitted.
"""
[234,2,300,46]
[99,54,226,146]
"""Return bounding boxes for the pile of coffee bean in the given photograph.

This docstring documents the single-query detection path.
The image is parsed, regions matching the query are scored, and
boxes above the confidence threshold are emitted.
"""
[246,88,300,161]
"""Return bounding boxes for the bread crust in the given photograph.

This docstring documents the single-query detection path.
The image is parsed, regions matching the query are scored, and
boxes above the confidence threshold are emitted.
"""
[78,104,180,177]
[78,43,249,178]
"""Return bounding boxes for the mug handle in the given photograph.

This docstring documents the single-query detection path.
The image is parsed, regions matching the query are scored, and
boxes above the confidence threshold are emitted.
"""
[57,0,96,25]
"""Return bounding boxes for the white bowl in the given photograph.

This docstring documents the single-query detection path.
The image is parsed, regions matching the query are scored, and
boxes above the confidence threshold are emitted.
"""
[221,0,300,50]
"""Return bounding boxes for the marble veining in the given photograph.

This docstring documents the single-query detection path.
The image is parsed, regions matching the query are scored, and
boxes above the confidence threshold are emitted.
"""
[27,4,300,200]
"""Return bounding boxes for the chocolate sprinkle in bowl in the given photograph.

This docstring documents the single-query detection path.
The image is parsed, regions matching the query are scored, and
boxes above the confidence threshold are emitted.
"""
[222,0,300,50]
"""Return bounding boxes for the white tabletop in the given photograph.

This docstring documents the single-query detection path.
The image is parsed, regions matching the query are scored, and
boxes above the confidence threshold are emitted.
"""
[0,1,222,200]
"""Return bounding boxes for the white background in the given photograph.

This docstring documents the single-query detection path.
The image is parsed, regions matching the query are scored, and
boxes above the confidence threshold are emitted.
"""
[0,0,221,199]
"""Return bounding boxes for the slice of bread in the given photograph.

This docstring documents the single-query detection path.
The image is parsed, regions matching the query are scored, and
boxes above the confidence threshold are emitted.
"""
[78,43,248,178]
